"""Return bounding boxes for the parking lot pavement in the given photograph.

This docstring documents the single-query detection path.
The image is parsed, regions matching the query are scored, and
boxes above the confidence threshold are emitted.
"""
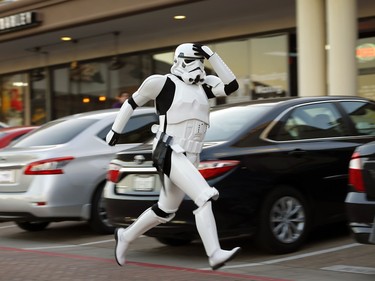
[0,246,291,281]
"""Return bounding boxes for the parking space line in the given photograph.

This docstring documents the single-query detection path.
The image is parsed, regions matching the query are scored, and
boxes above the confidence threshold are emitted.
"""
[217,243,360,269]
[22,238,115,250]
[322,265,375,275]
[0,223,16,229]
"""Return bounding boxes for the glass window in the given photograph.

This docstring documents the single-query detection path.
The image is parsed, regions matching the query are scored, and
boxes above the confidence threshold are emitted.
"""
[205,104,272,142]
[98,113,157,144]
[52,62,109,119]
[30,69,48,125]
[109,55,143,107]
[269,102,349,141]
[0,73,28,126]
[357,37,375,100]
[13,119,96,147]
[340,101,375,135]
[249,35,289,100]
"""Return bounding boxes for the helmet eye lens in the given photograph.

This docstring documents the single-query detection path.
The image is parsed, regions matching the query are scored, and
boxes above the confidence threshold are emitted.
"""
[183,58,204,64]
[184,59,195,64]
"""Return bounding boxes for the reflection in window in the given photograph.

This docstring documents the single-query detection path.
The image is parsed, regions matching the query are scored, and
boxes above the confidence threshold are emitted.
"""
[31,70,47,126]
[269,103,348,141]
[340,101,375,135]
[0,73,28,126]
[53,62,109,119]
[98,113,158,144]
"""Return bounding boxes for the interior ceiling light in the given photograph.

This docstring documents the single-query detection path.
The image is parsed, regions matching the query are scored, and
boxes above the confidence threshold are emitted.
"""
[174,15,186,20]
[61,36,72,41]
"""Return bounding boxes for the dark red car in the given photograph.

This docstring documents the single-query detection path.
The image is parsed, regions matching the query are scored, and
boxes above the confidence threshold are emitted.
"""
[0,126,38,149]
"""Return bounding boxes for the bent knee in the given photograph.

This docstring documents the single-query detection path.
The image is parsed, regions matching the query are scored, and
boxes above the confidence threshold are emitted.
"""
[194,187,219,207]
[151,203,175,223]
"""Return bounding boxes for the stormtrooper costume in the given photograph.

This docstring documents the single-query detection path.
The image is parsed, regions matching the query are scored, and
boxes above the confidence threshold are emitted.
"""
[106,43,241,270]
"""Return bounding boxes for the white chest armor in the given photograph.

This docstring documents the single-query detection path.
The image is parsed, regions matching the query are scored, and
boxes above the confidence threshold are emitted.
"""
[166,74,210,125]
[156,75,210,154]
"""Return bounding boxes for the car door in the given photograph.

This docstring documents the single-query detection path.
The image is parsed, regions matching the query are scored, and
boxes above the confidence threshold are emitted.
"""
[266,101,373,224]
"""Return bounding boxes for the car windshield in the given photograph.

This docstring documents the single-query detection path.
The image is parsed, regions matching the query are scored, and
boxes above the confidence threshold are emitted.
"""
[12,118,97,147]
[205,104,272,142]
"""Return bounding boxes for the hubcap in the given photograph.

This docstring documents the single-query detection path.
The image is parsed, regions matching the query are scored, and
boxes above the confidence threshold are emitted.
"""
[270,196,305,243]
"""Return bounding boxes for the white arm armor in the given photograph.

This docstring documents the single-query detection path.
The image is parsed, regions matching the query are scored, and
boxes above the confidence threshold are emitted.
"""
[111,100,134,134]
[208,53,236,84]
[106,75,166,145]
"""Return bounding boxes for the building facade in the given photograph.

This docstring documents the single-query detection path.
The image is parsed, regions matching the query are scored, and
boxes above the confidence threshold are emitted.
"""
[0,0,374,126]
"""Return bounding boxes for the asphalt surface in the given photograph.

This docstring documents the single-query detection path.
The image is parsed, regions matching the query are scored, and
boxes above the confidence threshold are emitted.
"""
[0,245,289,281]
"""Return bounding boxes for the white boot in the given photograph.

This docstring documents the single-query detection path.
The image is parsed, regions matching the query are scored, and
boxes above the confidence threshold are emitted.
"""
[114,207,163,266]
[194,201,241,270]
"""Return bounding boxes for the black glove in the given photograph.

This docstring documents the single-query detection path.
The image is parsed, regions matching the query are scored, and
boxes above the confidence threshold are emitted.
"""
[107,130,121,146]
[192,44,214,60]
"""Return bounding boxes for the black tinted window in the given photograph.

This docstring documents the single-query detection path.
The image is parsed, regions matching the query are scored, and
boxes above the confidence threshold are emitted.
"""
[340,101,375,135]
[98,113,157,144]
[269,102,349,141]
[205,105,272,142]
[13,119,96,147]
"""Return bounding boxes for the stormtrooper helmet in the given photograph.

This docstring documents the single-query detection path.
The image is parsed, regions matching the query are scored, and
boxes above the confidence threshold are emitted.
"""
[171,43,206,84]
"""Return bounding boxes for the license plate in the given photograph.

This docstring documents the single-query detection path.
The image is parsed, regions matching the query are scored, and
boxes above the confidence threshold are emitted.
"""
[133,175,155,191]
[0,170,16,183]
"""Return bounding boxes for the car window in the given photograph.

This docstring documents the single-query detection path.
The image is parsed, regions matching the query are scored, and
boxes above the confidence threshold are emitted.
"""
[98,113,157,144]
[13,119,97,147]
[205,105,272,142]
[269,102,349,141]
[340,101,375,135]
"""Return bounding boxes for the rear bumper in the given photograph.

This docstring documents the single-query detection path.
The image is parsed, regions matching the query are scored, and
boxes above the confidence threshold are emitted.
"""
[345,192,375,245]
[0,193,88,220]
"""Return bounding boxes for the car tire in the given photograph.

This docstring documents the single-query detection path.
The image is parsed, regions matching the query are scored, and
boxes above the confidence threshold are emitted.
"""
[255,185,310,254]
[89,182,115,234]
[156,237,193,246]
[15,221,50,231]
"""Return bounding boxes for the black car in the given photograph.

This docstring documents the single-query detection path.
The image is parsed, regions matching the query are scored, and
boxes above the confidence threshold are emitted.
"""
[104,96,375,254]
[346,141,375,245]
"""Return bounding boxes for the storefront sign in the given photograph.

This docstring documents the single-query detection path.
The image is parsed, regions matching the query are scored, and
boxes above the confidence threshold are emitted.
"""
[356,43,375,62]
[0,11,40,33]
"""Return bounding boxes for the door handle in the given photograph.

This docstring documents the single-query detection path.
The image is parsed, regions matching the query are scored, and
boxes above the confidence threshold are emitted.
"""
[288,149,306,156]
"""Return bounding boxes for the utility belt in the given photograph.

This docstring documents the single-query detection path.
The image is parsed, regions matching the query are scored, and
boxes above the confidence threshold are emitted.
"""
[155,131,203,154]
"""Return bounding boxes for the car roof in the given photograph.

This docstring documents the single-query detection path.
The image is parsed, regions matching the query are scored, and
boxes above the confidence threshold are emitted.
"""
[213,96,373,110]
[55,107,156,121]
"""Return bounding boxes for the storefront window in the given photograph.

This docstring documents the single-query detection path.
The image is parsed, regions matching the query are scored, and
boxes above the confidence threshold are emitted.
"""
[249,35,289,100]
[151,35,289,105]
[357,36,375,100]
[0,73,28,126]
[52,61,109,119]
[109,55,143,107]
[30,69,47,125]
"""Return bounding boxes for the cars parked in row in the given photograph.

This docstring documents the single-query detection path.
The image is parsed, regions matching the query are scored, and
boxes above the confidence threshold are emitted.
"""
[346,141,375,245]
[0,108,157,233]
[0,126,38,149]
[105,96,375,254]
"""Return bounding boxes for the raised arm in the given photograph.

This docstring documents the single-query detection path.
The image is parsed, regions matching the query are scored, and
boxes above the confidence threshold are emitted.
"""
[193,44,239,97]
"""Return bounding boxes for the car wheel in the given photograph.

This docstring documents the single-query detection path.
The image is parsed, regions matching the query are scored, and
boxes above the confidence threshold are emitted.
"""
[89,182,115,234]
[15,221,50,231]
[156,237,193,246]
[255,185,310,254]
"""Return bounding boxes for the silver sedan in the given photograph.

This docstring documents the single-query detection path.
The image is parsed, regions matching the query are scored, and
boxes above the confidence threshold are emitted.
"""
[0,108,157,234]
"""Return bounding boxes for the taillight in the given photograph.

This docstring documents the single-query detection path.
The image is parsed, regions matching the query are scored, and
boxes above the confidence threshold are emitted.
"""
[107,163,121,183]
[198,160,240,180]
[349,152,365,192]
[24,157,74,175]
